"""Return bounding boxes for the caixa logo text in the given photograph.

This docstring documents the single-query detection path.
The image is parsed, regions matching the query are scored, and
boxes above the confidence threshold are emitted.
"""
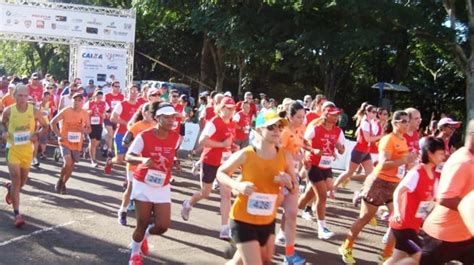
[82,53,103,59]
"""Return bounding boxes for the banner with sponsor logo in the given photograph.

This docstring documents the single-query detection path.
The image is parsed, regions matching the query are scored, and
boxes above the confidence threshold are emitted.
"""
[76,46,127,88]
[0,2,135,43]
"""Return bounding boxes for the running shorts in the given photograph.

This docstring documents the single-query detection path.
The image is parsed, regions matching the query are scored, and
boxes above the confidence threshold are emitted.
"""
[308,166,332,183]
[230,219,275,246]
[60,145,81,162]
[131,179,171,204]
[201,163,219,184]
[350,149,372,164]
[89,125,103,141]
[361,176,397,207]
[392,228,423,255]
[6,146,33,169]
[114,133,127,155]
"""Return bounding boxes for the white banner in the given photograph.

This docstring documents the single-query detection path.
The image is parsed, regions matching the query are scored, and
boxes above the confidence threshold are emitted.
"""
[76,46,127,88]
[179,123,200,151]
[0,3,135,43]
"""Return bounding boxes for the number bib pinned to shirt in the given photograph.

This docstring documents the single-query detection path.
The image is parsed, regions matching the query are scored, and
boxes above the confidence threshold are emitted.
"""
[415,201,432,219]
[397,165,406,179]
[111,101,120,110]
[247,192,277,216]
[221,151,232,164]
[144,169,166,187]
[318,155,332,169]
[435,163,444,174]
[91,116,100,125]
[13,131,30,145]
[67,132,81,143]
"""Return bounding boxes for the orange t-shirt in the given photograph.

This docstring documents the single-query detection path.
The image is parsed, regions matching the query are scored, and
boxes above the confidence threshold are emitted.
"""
[127,120,156,172]
[373,133,409,183]
[281,124,305,155]
[230,146,286,225]
[59,108,89,151]
[422,147,474,242]
[2,94,16,108]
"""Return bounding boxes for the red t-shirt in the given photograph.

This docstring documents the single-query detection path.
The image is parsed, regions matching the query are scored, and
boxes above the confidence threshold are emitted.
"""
[86,101,108,125]
[305,112,319,126]
[172,104,184,134]
[354,117,373,153]
[370,121,382,154]
[114,101,141,134]
[305,124,344,168]
[233,111,251,141]
[235,101,257,118]
[132,128,180,186]
[27,84,44,103]
[105,92,124,111]
[137,97,147,106]
[404,131,420,154]
[201,116,236,166]
[390,164,436,232]
[204,105,216,121]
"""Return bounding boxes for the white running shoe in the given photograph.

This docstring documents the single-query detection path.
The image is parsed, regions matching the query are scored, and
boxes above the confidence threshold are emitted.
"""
[219,226,230,239]
[212,180,220,191]
[318,227,334,240]
[302,210,315,221]
[181,200,191,221]
[275,230,286,245]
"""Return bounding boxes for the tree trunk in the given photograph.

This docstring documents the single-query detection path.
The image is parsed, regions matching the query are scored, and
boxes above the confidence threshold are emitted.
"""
[200,34,212,92]
[32,43,54,77]
[237,57,246,99]
[209,40,225,92]
[466,73,474,122]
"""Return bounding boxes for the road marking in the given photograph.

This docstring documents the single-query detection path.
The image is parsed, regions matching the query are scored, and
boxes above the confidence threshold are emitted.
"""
[0,215,94,247]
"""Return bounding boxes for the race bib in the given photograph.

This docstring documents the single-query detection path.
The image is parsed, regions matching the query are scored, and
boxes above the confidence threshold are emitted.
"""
[318,155,332,168]
[247,192,277,216]
[111,101,120,110]
[67,132,81,143]
[397,165,406,179]
[244,126,251,134]
[144,169,166,187]
[91,116,101,125]
[13,131,30,145]
[435,163,444,174]
[221,151,232,163]
[415,201,432,219]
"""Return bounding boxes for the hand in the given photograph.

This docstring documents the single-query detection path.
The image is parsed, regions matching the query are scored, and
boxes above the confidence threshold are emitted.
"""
[274,172,293,189]
[222,137,232,147]
[391,212,402,224]
[335,142,344,153]
[235,181,256,196]
[143,157,155,168]
[312,148,321,156]
[405,152,417,164]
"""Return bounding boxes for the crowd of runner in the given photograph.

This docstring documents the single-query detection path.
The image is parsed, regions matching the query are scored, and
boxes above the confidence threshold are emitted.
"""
[0,73,473,265]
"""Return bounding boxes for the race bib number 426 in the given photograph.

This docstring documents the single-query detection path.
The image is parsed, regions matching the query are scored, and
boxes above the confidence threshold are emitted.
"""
[247,192,277,216]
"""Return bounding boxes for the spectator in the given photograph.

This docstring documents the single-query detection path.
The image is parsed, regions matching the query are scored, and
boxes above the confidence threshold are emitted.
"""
[338,108,349,131]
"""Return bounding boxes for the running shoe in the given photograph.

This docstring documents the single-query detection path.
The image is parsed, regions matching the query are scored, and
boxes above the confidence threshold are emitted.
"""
[180,200,191,221]
[101,147,108,158]
[4,182,12,205]
[54,180,62,194]
[31,158,40,167]
[118,211,127,226]
[82,147,89,159]
[382,228,390,244]
[301,209,315,221]
[104,158,113,174]
[318,227,334,240]
[212,180,219,191]
[219,226,230,240]
[14,214,25,228]
[191,161,199,177]
[275,230,286,245]
[54,147,61,162]
[341,178,350,189]
[127,201,135,211]
[338,245,356,264]
[140,238,149,256]
[369,217,378,227]
[173,159,181,175]
[284,252,306,265]
[129,254,142,265]
[39,153,47,160]
[352,191,361,207]
[91,161,98,168]
[60,183,67,194]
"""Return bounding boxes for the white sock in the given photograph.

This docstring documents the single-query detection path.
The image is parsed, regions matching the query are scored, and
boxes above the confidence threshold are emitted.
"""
[145,224,154,239]
[278,229,286,237]
[317,219,326,230]
[184,200,191,209]
[118,206,126,213]
[130,239,141,255]
[221,224,229,231]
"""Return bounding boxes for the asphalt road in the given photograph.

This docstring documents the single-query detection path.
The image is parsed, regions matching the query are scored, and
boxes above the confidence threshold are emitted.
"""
[0,146,387,265]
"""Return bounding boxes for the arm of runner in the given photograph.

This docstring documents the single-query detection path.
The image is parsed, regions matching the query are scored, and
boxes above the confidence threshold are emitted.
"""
[304,124,321,155]
[378,137,416,170]
[110,103,127,126]
[392,170,419,223]
[83,112,91,134]
[335,130,346,154]
[217,150,255,195]
[33,108,48,134]
[281,150,298,193]
[49,109,65,136]
[0,106,10,141]
[125,134,149,165]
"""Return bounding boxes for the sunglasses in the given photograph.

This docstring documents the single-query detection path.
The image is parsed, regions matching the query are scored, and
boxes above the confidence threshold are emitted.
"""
[266,123,284,131]
[395,119,409,124]
[149,94,160,97]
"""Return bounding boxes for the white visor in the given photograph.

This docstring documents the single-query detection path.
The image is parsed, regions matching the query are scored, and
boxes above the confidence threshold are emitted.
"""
[155,106,178,116]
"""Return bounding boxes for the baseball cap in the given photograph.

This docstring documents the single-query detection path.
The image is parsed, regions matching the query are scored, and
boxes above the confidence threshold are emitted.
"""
[72,92,84,99]
[94,89,104,96]
[147,87,161,98]
[321,101,336,109]
[88,79,94,84]
[255,110,288,129]
[224,91,232,97]
[31,72,40,80]
[221,97,236,107]
[438,117,461,129]
[199,91,209,98]
[244,91,253,97]
[155,104,178,116]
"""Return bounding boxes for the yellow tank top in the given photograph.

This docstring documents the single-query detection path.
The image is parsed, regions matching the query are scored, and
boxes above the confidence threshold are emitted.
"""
[230,145,286,225]
[7,104,35,148]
